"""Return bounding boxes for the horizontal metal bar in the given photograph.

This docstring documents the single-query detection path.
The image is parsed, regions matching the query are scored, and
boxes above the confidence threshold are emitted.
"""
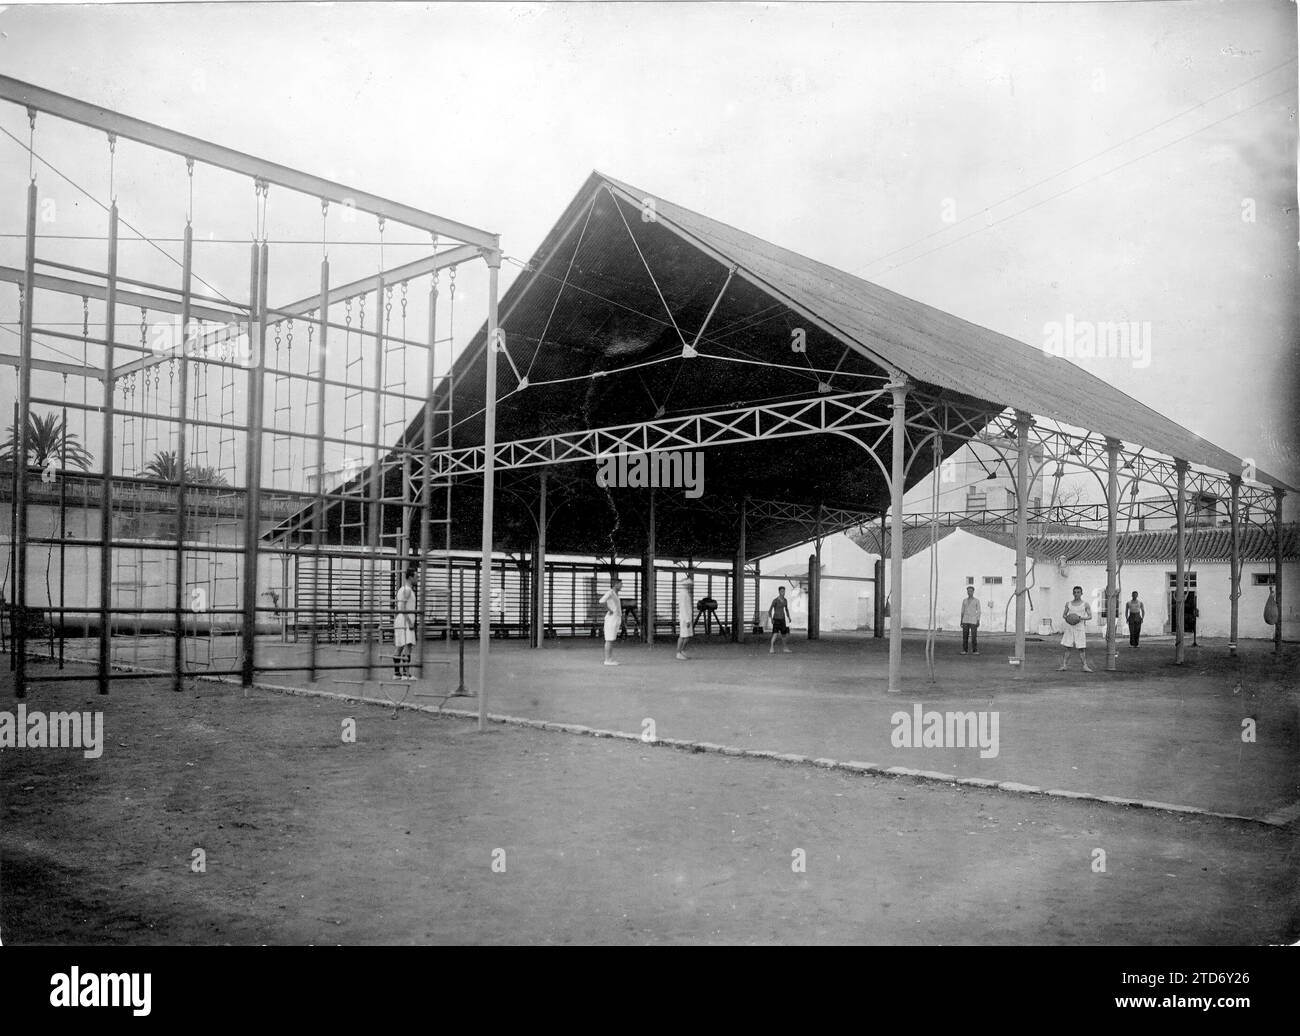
[0,74,499,248]
[0,351,103,380]
[0,264,242,323]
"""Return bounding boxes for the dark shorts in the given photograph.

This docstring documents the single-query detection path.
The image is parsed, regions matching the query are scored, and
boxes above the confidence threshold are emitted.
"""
[771,617,790,635]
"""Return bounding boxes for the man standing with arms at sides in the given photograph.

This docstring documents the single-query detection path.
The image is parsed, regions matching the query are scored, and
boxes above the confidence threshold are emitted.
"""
[393,570,417,680]
[960,584,981,655]
[769,585,793,655]
[676,573,694,661]
[1059,584,1094,672]
[1125,590,1145,648]
[599,576,623,666]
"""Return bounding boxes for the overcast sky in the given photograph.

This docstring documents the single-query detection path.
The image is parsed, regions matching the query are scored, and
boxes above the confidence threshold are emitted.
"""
[1,1,1296,509]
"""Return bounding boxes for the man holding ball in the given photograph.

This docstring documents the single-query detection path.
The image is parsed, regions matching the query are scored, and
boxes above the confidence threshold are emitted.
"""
[1059,585,1094,673]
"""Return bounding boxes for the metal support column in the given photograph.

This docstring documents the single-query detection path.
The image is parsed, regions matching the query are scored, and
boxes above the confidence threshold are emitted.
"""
[732,497,746,643]
[1228,475,1240,655]
[477,251,502,730]
[642,487,655,645]
[1105,437,1119,672]
[887,376,908,693]
[172,218,193,692]
[240,240,268,687]
[1013,412,1030,666]
[13,179,36,697]
[533,471,547,648]
[1174,459,1187,666]
[363,278,385,678]
[1274,487,1285,656]
[307,257,329,682]
[414,270,435,678]
[97,202,119,696]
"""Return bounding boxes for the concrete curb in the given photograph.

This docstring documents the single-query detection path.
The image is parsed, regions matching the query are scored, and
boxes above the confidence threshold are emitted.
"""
[219,674,1291,828]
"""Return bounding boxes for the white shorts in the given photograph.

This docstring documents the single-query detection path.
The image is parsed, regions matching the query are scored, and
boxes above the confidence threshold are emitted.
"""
[394,625,415,648]
[1060,623,1087,649]
[678,617,691,639]
[603,613,620,643]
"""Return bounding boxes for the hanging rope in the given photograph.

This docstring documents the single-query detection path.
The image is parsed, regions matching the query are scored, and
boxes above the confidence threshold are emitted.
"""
[26,107,36,182]
[924,434,941,682]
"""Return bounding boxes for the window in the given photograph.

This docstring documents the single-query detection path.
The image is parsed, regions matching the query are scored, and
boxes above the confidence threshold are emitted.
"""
[982,576,1003,585]
[1252,573,1276,586]
[1166,572,1197,589]
[966,491,988,511]
[966,576,974,585]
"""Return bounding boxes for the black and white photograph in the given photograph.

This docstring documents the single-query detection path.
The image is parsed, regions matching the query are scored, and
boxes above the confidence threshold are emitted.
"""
[0,0,1296,979]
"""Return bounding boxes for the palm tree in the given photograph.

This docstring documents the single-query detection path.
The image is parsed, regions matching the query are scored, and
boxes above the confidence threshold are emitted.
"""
[139,449,230,487]
[0,411,94,471]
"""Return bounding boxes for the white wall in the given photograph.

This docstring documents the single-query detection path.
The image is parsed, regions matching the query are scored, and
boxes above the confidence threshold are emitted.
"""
[758,532,878,631]
[890,530,1041,632]
[878,527,1298,641]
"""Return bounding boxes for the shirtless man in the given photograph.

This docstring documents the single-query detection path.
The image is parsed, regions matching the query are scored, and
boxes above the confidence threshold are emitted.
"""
[769,586,793,655]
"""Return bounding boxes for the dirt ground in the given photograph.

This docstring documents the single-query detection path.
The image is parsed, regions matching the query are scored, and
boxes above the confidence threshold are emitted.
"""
[1,658,1296,945]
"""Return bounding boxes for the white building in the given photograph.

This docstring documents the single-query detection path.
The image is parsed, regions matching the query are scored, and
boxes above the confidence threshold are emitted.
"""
[758,531,878,631]
[866,524,1297,641]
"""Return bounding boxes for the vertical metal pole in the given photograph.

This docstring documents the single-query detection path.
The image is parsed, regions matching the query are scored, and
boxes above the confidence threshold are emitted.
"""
[1274,488,1285,656]
[415,273,436,676]
[58,400,66,668]
[307,257,329,682]
[1174,459,1187,665]
[533,471,547,648]
[477,252,502,730]
[643,488,655,645]
[7,403,14,670]
[172,222,193,692]
[364,280,385,678]
[1228,475,1240,656]
[455,569,466,693]
[1104,438,1119,671]
[97,203,119,695]
[240,240,267,687]
[1013,412,1030,665]
[873,556,885,638]
[13,181,36,697]
[887,376,908,693]
[732,497,746,643]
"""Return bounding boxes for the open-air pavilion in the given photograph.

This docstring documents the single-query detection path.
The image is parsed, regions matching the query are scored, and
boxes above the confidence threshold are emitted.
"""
[271,170,1293,725]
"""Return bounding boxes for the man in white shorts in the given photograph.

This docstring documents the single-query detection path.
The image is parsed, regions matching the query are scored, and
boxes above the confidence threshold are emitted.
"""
[1059,584,1094,673]
[676,574,694,660]
[599,577,623,666]
[393,570,417,679]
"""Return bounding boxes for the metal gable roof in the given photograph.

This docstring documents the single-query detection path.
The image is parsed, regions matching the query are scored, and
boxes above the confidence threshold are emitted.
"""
[598,173,1293,492]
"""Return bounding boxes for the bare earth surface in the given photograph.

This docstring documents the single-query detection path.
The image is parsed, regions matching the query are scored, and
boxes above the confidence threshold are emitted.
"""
[1,632,1297,944]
